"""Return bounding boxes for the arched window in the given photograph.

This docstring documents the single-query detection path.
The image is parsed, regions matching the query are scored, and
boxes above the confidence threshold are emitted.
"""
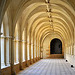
[1,11,10,68]
[1,22,5,68]
[4,12,10,66]
[31,39,33,59]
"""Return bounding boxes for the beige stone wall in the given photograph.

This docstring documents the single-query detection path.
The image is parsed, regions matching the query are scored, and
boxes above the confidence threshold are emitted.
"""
[43,34,64,59]
[43,35,50,58]
[66,54,75,67]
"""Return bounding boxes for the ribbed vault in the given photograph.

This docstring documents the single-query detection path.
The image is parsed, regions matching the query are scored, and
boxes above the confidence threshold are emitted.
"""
[11,0,75,56]
[12,0,75,47]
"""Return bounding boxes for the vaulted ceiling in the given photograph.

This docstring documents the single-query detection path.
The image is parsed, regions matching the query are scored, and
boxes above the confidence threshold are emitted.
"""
[1,0,75,46]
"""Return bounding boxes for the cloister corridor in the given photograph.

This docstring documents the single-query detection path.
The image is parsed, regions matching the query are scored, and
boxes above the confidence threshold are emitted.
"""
[17,59,75,75]
[0,0,75,75]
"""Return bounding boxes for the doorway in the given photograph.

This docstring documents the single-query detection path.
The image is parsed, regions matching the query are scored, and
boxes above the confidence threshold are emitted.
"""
[50,38,62,54]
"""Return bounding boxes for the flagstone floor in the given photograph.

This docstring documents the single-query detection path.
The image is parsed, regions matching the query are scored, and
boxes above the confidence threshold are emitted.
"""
[17,59,75,75]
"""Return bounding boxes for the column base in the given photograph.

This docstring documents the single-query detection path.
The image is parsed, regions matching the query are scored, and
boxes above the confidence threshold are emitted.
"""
[30,60,33,64]
[33,58,36,63]
[36,57,37,61]
[26,61,29,67]
[11,71,16,75]
[20,63,24,70]
[36,57,39,61]
[38,57,40,60]
[0,71,1,75]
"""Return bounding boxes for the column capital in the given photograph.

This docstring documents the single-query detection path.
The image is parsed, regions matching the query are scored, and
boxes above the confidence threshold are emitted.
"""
[13,40,25,42]
[1,36,6,39]
[22,40,26,42]
[27,42,31,45]
[0,33,3,35]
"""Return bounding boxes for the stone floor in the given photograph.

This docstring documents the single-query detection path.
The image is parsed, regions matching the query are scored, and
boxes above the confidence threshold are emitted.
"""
[17,59,75,75]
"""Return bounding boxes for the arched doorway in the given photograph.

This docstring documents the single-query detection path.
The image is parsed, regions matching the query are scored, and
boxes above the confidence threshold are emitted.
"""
[50,38,62,54]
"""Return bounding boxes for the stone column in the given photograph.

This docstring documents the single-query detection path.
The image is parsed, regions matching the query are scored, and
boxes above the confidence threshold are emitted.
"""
[13,40,16,63]
[19,40,23,70]
[11,36,16,75]
[38,43,40,60]
[29,42,32,64]
[69,45,71,55]
[36,45,37,61]
[65,44,67,54]
[4,37,7,66]
[36,40,37,61]
[5,37,10,66]
[25,29,29,66]
[33,36,35,63]
[72,43,74,55]
[33,44,35,63]
[32,44,34,60]
[39,46,41,59]
[38,46,39,59]
[70,45,72,55]
[40,47,42,59]
[25,35,28,66]
[29,33,32,64]
[9,37,11,66]
[25,41,28,66]
[40,49,43,59]
[18,23,23,69]
[39,42,41,59]
[25,41,27,61]
[40,47,43,59]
